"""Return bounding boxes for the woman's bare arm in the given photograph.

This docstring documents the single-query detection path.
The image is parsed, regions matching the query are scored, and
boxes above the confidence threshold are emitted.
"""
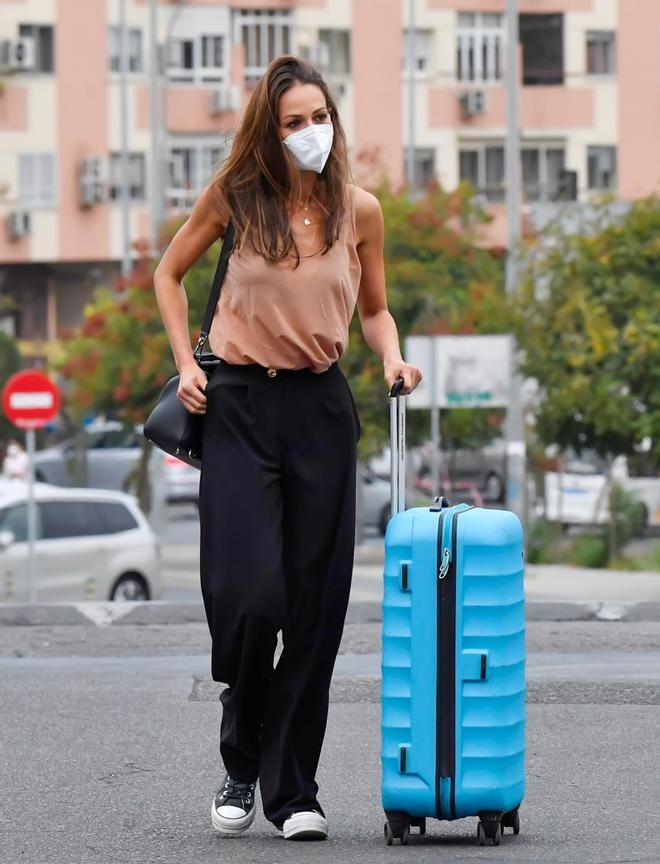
[353,185,423,395]
[153,185,228,414]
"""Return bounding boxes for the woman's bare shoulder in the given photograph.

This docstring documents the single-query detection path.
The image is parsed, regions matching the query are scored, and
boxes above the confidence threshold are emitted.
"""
[201,181,231,235]
[347,184,383,244]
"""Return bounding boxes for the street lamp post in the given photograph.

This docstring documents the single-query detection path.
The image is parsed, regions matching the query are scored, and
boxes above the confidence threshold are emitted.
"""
[504,0,527,526]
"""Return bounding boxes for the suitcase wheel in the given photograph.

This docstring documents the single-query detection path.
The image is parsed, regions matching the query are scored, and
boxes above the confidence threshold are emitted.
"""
[501,807,521,835]
[477,819,502,846]
[384,812,411,846]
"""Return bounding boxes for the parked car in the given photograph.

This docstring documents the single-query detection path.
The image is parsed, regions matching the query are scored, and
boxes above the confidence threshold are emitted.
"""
[164,453,200,505]
[544,454,659,535]
[33,420,190,504]
[0,479,162,602]
[368,439,507,502]
[32,421,143,491]
[361,467,392,536]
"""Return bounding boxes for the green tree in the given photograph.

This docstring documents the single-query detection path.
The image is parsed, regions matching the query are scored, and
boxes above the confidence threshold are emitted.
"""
[511,196,660,557]
[511,196,660,461]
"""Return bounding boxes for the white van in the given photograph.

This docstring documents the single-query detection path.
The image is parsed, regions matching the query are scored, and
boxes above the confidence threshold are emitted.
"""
[0,480,162,603]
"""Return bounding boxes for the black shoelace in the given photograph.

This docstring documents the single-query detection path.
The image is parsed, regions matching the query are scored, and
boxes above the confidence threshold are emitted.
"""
[217,777,255,809]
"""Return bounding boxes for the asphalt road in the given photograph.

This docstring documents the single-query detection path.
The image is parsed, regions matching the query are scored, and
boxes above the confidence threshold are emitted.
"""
[1,619,659,864]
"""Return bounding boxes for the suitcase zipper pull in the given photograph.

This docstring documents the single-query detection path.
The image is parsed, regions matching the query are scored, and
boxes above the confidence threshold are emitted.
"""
[438,547,450,580]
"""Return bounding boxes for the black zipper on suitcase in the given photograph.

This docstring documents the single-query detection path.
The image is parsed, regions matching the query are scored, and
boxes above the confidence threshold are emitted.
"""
[435,507,473,820]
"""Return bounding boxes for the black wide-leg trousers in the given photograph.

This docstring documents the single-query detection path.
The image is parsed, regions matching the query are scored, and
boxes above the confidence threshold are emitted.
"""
[198,359,361,828]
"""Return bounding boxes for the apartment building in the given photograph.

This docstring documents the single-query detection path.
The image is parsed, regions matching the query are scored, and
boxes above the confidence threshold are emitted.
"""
[0,0,658,363]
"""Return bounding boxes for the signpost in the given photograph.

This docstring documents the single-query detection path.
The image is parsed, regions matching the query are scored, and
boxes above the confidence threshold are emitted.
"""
[405,335,512,409]
[1,370,61,603]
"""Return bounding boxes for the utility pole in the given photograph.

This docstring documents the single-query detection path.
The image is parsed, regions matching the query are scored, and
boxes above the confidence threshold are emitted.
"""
[148,0,162,257]
[405,0,416,191]
[504,0,526,526]
[119,0,132,278]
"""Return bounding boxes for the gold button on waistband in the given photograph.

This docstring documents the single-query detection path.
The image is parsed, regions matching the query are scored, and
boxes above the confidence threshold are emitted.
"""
[267,367,277,378]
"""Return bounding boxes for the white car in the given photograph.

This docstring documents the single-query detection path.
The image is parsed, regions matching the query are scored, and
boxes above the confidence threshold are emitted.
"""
[0,480,162,603]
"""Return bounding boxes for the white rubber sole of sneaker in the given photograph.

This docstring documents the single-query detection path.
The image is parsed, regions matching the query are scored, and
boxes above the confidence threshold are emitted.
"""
[283,811,328,841]
[211,802,256,835]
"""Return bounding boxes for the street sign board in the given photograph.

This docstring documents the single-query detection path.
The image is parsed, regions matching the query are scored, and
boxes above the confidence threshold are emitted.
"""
[2,370,60,430]
[404,335,512,409]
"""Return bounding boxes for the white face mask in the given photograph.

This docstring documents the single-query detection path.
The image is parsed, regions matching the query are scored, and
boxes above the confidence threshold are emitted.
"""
[283,123,334,174]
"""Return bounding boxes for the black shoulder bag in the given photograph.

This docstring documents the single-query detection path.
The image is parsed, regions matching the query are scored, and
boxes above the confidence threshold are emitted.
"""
[143,222,235,470]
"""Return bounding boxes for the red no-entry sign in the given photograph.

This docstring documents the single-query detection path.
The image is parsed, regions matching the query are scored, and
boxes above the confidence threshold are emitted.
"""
[1,370,61,430]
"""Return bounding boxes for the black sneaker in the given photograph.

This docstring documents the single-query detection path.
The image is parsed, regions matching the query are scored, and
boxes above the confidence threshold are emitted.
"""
[211,774,257,835]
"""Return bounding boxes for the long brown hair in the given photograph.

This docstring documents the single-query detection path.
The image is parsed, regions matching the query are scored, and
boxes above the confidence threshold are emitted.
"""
[208,55,350,267]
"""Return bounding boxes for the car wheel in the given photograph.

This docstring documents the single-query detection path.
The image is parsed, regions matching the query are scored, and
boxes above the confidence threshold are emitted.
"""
[485,472,504,502]
[110,574,149,602]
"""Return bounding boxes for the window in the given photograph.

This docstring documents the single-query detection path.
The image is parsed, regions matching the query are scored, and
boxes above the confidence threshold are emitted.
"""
[588,146,617,191]
[402,29,432,75]
[167,143,225,207]
[18,24,54,72]
[456,13,504,83]
[168,38,194,78]
[459,143,505,202]
[90,502,139,534]
[586,31,616,76]
[520,14,564,85]
[0,503,39,543]
[238,10,291,84]
[109,153,146,200]
[404,147,436,189]
[521,145,565,201]
[19,153,57,206]
[108,26,143,73]
[201,35,224,71]
[319,29,351,75]
[168,34,226,82]
[39,501,101,539]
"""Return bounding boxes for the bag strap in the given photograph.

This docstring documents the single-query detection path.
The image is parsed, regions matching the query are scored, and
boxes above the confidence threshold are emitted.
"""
[193,220,235,359]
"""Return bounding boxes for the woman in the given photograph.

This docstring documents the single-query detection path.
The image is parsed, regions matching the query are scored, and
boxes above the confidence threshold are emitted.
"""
[154,55,422,841]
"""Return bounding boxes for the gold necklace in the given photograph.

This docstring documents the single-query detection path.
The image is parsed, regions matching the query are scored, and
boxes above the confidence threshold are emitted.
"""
[302,195,315,226]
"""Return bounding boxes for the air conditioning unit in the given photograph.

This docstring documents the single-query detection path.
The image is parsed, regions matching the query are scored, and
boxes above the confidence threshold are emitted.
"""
[459,90,487,117]
[208,86,240,115]
[0,37,36,71]
[79,157,107,208]
[6,210,31,241]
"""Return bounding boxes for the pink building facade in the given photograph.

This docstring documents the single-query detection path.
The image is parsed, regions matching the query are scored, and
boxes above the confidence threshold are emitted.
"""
[0,0,657,361]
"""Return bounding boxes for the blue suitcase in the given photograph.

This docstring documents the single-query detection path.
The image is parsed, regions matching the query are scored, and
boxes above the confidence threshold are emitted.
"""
[381,380,526,847]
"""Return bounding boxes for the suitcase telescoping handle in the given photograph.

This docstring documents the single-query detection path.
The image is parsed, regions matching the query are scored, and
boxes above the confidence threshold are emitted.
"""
[389,377,406,517]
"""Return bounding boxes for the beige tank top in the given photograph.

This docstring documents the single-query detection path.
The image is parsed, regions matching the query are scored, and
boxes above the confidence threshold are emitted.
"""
[208,186,361,374]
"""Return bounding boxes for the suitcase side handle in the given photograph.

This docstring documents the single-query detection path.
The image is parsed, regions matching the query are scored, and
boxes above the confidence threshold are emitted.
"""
[389,377,406,518]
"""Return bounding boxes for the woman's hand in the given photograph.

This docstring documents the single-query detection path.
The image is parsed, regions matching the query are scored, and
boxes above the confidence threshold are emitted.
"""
[384,358,423,395]
[177,362,209,414]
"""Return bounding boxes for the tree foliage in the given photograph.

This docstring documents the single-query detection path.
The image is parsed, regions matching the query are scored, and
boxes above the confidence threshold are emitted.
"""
[52,234,222,425]
[511,196,660,463]
[0,331,25,443]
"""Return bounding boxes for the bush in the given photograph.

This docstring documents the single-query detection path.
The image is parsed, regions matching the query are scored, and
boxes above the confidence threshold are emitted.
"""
[568,534,609,569]
[525,519,566,564]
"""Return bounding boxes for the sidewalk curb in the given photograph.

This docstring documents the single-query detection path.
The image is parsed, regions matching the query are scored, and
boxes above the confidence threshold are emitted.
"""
[1,600,659,626]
